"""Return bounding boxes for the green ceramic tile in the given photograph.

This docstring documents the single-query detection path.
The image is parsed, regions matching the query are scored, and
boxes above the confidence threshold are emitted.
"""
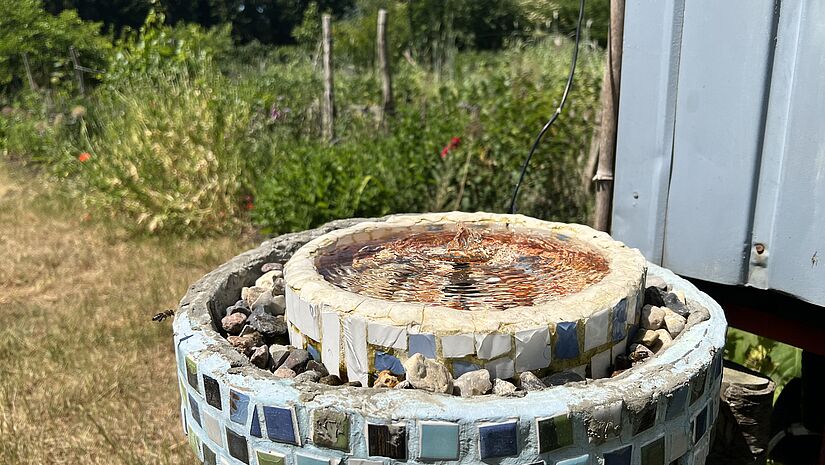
[641,436,665,465]
[537,413,573,453]
[185,355,199,392]
[419,420,460,460]
[311,408,349,451]
[256,450,286,465]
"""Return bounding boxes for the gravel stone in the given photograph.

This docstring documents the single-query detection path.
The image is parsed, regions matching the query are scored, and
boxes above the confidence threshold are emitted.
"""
[250,345,269,368]
[629,343,654,363]
[221,312,247,335]
[283,349,311,373]
[261,262,283,273]
[518,371,546,391]
[492,378,519,396]
[640,305,665,330]
[318,375,343,386]
[663,309,687,337]
[269,345,290,370]
[403,353,453,394]
[453,369,492,397]
[241,286,268,308]
[255,269,284,289]
[295,370,321,383]
[247,309,287,337]
[306,360,329,377]
[663,292,690,317]
[273,366,297,378]
[374,370,400,388]
[394,380,413,389]
[541,370,584,387]
[634,329,660,346]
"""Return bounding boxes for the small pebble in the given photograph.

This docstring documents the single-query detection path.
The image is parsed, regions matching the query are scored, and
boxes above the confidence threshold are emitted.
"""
[295,370,321,383]
[269,345,290,371]
[492,378,519,396]
[541,370,584,387]
[644,286,667,307]
[319,375,343,386]
[640,305,665,330]
[634,329,660,346]
[241,286,268,308]
[374,370,400,388]
[225,301,250,317]
[686,301,711,326]
[255,269,284,290]
[394,380,413,389]
[247,309,286,337]
[662,309,686,338]
[306,360,329,377]
[261,262,283,273]
[663,292,690,317]
[252,292,285,316]
[518,371,546,391]
[629,343,654,363]
[651,329,673,353]
[221,312,247,335]
[283,349,311,373]
[273,366,297,378]
[250,345,269,369]
[227,332,264,356]
[646,275,669,291]
[453,369,492,397]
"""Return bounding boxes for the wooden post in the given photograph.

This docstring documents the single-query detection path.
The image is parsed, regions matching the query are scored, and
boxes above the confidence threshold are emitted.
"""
[21,53,36,91]
[592,0,625,232]
[69,47,85,96]
[377,9,394,128]
[321,14,335,142]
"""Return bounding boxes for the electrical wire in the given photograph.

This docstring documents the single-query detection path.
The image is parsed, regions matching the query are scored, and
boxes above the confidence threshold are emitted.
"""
[508,0,587,214]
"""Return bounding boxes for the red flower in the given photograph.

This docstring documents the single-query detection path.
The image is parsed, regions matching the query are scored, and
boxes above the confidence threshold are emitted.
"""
[243,194,254,211]
[78,152,91,162]
[439,136,462,159]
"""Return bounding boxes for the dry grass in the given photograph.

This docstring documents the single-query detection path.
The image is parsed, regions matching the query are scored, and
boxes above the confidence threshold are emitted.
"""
[0,163,253,464]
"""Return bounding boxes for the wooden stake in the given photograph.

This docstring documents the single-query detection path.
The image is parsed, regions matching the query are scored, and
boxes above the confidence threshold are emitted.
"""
[69,47,85,96]
[21,53,36,91]
[321,14,335,142]
[377,8,394,128]
[593,0,625,232]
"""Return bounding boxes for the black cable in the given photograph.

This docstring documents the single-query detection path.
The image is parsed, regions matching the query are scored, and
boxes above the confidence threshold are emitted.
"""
[508,0,587,214]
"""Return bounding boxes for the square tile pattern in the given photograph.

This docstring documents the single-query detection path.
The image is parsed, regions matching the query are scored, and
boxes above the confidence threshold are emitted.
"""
[229,389,250,425]
[367,422,407,460]
[555,321,580,359]
[226,427,250,464]
[478,420,518,459]
[311,408,349,451]
[418,421,460,460]
[256,450,286,465]
[641,436,665,465]
[185,356,199,392]
[408,333,436,359]
[557,455,589,465]
[250,406,263,438]
[604,445,632,465]
[611,298,628,341]
[264,405,300,445]
[537,414,573,453]
[203,374,222,410]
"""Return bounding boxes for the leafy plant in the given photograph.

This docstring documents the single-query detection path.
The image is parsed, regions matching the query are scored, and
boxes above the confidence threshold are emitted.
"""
[725,328,803,401]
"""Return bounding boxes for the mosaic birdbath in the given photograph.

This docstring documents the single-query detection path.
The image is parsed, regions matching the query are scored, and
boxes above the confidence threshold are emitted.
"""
[173,213,726,465]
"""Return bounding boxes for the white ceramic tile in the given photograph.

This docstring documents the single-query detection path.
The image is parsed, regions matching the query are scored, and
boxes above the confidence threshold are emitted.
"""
[441,334,475,358]
[475,333,512,360]
[485,356,515,380]
[343,316,369,385]
[288,321,307,349]
[667,426,689,461]
[590,349,612,379]
[202,411,223,447]
[514,327,551,371]
[321,311,341,377]
[348,460,384,465]
[611,338,628,362]
[291,297,321,341]
[368,322,407,350]
[571,364,587,378]
[584,308,609,352]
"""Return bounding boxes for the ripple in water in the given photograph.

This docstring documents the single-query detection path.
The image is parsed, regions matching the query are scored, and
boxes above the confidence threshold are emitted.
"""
[316,224,609,311]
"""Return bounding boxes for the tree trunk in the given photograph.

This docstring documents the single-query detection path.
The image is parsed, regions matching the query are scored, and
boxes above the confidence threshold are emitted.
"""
[321,14,335,142]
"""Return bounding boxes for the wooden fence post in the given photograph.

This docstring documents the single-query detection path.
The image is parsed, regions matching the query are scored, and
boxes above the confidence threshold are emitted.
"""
[377,8,394,128]
[21,53,36,91]
[321,14,335,142]
[69,47,85,96]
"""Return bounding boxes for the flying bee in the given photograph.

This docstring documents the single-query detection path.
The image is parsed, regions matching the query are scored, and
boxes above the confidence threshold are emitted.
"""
[152,309,176,322]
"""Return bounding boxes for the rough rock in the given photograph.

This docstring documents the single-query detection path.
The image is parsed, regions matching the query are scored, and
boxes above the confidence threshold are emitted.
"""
[261,262,283,273]
[269,277,286,295]
[663,292,690,317]
[250,345,269,368]
[374,370,400,388]
[686,300,711,326]
[225,300,251,316]
[306,360,329,377]
[542,370,584,387]
[318,375,343,386]
[663,309,687,338]
[403,353,453,394]
[640,305,665,330]
[673,289,686,304]
[283,349,311,373]
[227,332,264,356]
[295,370,322,383]
[247,309,287,337]
[255,269,284,289]
[269,345,290,370]
[519,371,546,391]
[239,325,258,337]
[251,292,285,316]
[221,312,247,335]
[454,369,492,397]
[270,295,286,314]
[614,354,632,370]
[629,343,654,363]
[646,275,669,291]
[651,329,674,354]
[644,286,667,307]
[273,366,297,378]
[241,286,269,307]
[634,329,660,346]
[492,378,519,396]
[345,381,363,387]
[394,380,413,390]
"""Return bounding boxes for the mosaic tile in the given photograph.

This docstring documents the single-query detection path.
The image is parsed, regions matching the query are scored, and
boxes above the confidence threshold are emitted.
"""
[536,413,573,453]
[203,411,224,447]
[321,312,342,377]
[264,405,300,445]
[203,374,222,411]
[690,368,707,405]
[367,421,407,460]
[612,299,628,341]
[641,436,665,465]
[667,425,689,462]
[408,333,436,359]
[311,408,349,451]
[188,393,202,427]
[203,444,217,465]
[478,419,518,459]
[485,356,515,380]
[452,361,481,377]
[604,445,632,465]
[665,385,689,421]
[343,316,369,386]
[256,450,286,465]
[693,405,708,444]
[475,333,512,360]
[229,389,250,425]
[441,334,475,358]
[185,355,199,392]
[374,351,405,375]
[251,406,263,438]
[368,323,407,350]
[584,309,609,351]
[557,454,589,465]
[418,420,460,460]
[555,321,580,360]
[589,400,623,440]
[590,349,612,379]
[226,427,250,464]
[307,343,321,361]
[188,425,201,459]
[515,327,551,371]
[295,451,337,465]
[348,460,384,465]
[630,400,658,435]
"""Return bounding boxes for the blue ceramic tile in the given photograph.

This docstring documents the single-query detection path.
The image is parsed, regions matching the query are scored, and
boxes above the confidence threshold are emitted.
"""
[452,361,481,377]
[250,406,262,438]
[367,422,407,459]
[188,393,202,427]
[666,385,689,421]
[374,351,405,375]
[307,344,321,361]
[229,389,250,425]
[263,405,299,445]
[612,299,628,341]
[604,445,632,465]
[408,333,436,359]
[693,405,708,444]
[295,452,330,465]
[478,420,518,459]
[558,455,589,465]
[555,321,580,360]
[690,369,707,404]
[203,444,217,465]
[226,427,250,464]
[203,374,222,410]
[419,421,460,460]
